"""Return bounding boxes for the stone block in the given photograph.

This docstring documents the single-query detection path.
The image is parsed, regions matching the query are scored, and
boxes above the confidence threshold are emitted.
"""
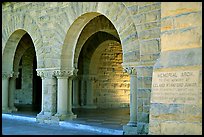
[137,122,149,134]
[161,26,201,51]
[138,27,160,40]
[174,11,202,29]
[123,2,138,7]
[137,77,152,89]
[143,105,150,113]
[123,50,140,62]
[136,66,153,77]
[120,23,137,40]
[133,13,146,25]
[150,103,184,118]
[136,21,160,32]
[121,32,138,45]
[161,2,202,17]
[145,10,161,23]
[140,53,160,62]
[138,4,151,13]
[138,99,143,112]
[160,121,202,135]
[155,48,202,69]
[138,112,149,123]
[161,16,174,31]
[123,125,137,135]
[122,39,140,54]
[127,5,138,15]
[148,119,161,134]
[138,2,160,14]
[140,39,160,55]
[136,2,155,7]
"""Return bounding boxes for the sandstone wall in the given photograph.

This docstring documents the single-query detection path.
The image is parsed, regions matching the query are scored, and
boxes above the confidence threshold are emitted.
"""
[15,47,35,105]
[2,2,201,135]
[95,42,130,108]
[149,2,202,135]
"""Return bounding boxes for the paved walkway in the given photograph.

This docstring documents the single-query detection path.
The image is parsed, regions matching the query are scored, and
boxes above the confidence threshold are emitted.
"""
[2,107,130,135]
[2,116,108,135]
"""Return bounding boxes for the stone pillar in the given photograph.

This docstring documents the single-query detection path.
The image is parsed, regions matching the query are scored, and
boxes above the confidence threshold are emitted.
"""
[73,76,80,108]
[84,75,97,108]
[36,69,57,123]
[54,70,76,120]
[9,71,19,112]
[80,77,85,106]
[123,67,138,135]
[67,77,76,118]
[2,72,13,113]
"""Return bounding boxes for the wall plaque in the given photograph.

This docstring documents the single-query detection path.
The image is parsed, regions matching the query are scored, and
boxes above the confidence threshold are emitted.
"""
[151,70,199,104]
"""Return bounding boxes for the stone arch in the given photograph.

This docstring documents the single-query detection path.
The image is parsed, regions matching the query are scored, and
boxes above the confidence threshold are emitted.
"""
[78,31,119,76]
[13,33,35,73]
[74,15,119,68]
[2,14,43,72]
[61,2,139,70]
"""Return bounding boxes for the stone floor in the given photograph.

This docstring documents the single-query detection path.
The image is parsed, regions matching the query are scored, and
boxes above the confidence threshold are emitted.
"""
[10,105,130,131]
[2,116,110,135]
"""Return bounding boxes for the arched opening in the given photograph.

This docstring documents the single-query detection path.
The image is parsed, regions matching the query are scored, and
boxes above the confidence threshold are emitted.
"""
[14,33,42,113]
[70,14,130,129]
[2,30,42,114]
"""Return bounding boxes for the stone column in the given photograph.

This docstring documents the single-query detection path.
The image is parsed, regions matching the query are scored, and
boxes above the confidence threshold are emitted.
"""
[80,76,85,106]
[36,69,57,123]
[9,71,19,112]
[2,72,13,113]
[73,76,80,108]
[123,67,138,135]
[54,70,76,120]
[84,75,97,108]
[67,77,76,117]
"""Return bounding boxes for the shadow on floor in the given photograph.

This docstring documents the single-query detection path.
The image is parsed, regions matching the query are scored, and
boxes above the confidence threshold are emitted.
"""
[10,105,130,130]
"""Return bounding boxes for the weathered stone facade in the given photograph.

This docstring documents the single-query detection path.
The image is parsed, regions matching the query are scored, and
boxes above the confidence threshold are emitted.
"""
[2,2,202,135]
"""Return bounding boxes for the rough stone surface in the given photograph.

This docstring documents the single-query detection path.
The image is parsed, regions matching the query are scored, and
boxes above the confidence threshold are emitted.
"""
[149,2,202,135]
[2,2,202,135]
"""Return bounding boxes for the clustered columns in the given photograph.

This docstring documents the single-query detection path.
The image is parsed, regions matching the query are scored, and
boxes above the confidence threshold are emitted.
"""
[72,76,80,108]
[36,70,57,119]
[80,75,97,108]
[2,71,13,113]
[54,69,77,120]
[85,75,97,108]
[123,66,138,134]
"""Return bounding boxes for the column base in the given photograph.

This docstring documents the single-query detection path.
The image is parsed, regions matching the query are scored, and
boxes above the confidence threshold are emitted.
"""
[127,121,137,126]
[10,106,18,112]
[82,104,97,109]
[36,111,59,124]
[54,113,77,121]
[2,107,12,113]
[72,104,81,108]
[123,125,138,135]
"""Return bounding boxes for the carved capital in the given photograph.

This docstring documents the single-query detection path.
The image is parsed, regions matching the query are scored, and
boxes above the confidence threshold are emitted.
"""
[2,71,13,79]
[37,70,55,79]
[54,68,78,79]
[54,70,72,78]
[12,71,19,79]
[123,67,137,75]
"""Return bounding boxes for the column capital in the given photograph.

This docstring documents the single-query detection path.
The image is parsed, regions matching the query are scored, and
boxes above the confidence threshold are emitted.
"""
[123,67,137,75]
[54,69,78,78]
[12,71,19,79]
[36,70,55,79]
[2,71,13,79]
